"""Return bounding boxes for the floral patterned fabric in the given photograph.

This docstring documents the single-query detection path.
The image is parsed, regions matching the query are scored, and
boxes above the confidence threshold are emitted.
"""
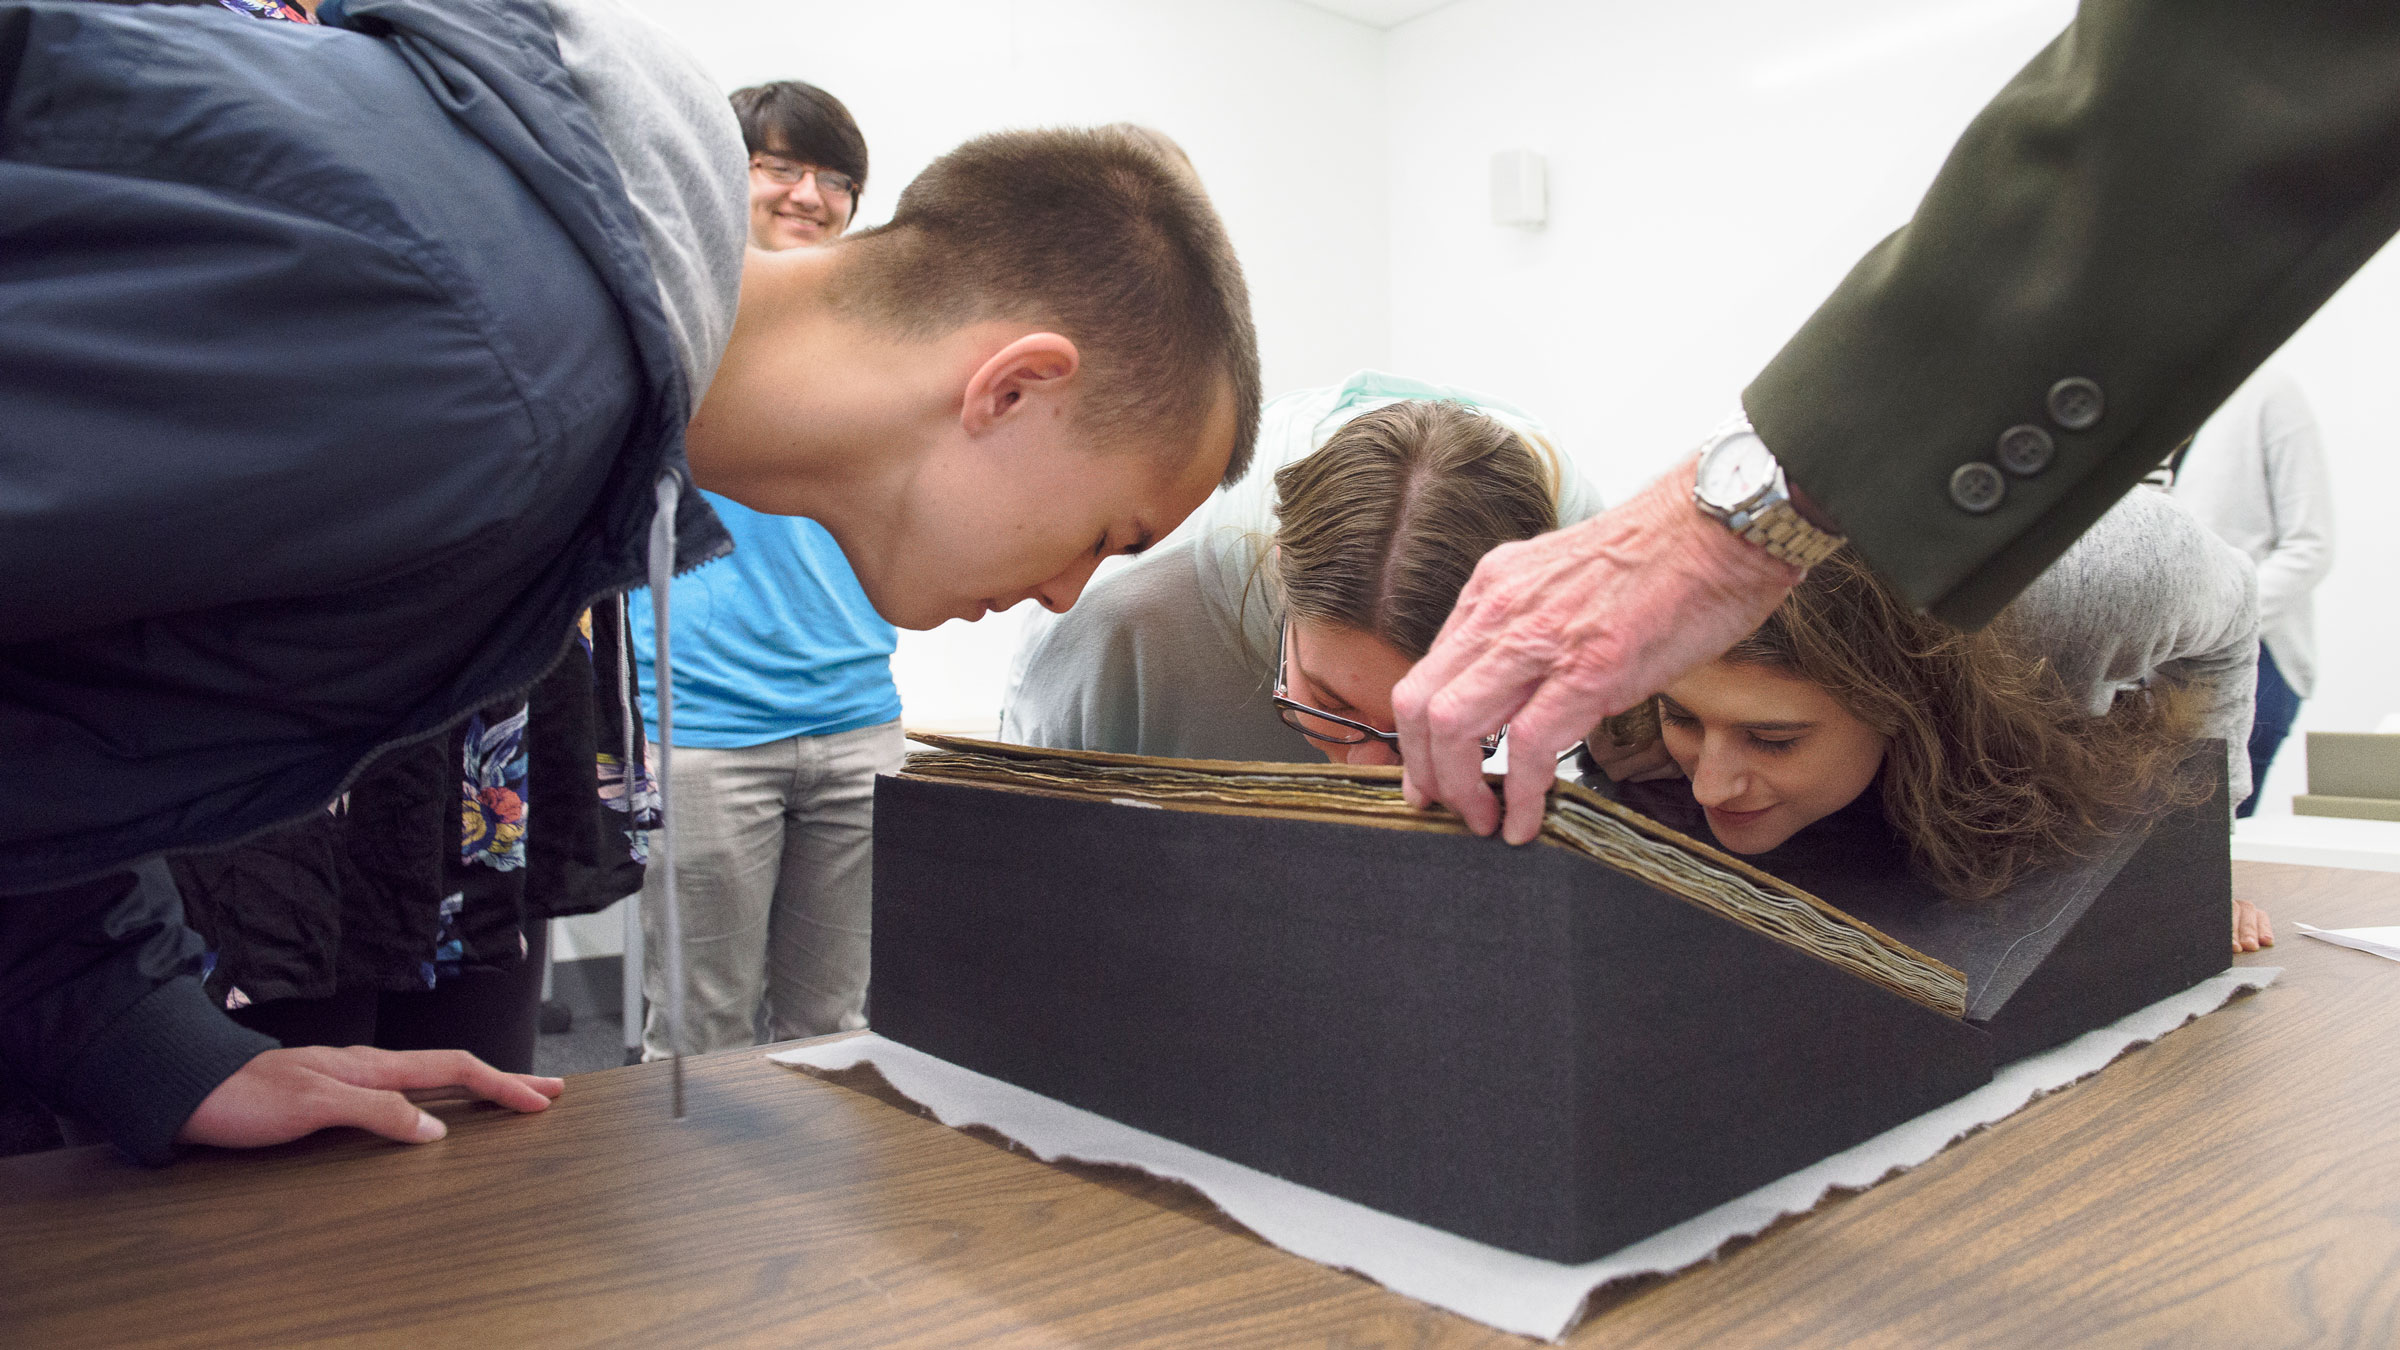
[461,704,532,872]
[176,600,657,1004]
[216,0,316,24]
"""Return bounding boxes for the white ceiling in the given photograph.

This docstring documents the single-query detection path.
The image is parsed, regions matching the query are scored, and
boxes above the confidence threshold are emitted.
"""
[1294,0,1458,30]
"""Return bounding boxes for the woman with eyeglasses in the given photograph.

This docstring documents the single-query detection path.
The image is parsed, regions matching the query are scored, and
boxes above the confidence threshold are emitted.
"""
[736,81,865,250]
[1000,372,1601,766]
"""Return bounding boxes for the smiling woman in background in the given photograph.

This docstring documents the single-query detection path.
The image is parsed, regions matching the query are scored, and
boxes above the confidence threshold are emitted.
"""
[736,80,865,250]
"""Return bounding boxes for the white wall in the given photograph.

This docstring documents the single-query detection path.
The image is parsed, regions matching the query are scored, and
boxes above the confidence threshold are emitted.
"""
[1385,0,2400,813]
[627,0,2400,797]
[1385,0,2081,505]
[629,0,1393,728]
[2251,251,2400,813]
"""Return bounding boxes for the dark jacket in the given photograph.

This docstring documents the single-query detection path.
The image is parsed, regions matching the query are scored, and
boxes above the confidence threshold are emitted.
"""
[0,0,726,1162]
[0,0,727,893]
[1748,0,2400,628]
[175,598,658,1009]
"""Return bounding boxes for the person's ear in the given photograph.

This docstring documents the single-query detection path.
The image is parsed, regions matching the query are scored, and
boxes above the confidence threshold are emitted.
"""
[961,333,1080,436]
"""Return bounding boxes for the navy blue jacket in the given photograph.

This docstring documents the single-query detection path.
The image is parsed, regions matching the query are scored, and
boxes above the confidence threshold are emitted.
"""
[0,0,727,1159]
[0,0,728,890]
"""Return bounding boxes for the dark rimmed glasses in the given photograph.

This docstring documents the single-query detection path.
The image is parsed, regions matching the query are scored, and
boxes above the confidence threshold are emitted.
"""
[1271,620,1502,759]
[749,154,857,204]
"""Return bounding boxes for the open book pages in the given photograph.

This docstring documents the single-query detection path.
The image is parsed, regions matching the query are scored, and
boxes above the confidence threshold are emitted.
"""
[899,734,1967,1017]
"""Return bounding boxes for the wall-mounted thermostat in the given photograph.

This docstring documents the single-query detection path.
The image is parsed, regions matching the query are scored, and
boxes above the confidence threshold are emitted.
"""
[1490,149,1547,228]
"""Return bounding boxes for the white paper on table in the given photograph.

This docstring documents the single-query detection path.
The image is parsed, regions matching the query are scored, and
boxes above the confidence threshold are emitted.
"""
[772,966,2277,1341]
[2296,923,2400,962]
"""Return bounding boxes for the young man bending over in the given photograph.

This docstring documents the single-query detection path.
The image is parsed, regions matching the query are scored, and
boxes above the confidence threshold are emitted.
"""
[0,0,1257,1163]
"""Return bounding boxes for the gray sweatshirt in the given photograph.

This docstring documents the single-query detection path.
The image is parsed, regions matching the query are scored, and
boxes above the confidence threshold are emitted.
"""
[2011,485,2261,801]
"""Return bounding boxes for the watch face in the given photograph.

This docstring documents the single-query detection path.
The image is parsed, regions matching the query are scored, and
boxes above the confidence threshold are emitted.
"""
[1697,434,1775,509]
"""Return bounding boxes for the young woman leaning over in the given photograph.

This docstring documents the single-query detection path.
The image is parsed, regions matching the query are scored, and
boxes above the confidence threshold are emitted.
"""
[1001,372,1599,766]
[1593,486,2271,951]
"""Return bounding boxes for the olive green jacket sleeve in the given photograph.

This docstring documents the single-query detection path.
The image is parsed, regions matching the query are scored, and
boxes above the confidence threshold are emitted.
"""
[1746,0,2400,629]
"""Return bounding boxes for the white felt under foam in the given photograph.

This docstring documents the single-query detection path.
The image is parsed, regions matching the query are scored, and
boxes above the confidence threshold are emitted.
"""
[774,966,2277,1340]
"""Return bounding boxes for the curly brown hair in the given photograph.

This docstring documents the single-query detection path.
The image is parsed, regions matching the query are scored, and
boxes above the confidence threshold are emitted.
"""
[1624,549,2204,900]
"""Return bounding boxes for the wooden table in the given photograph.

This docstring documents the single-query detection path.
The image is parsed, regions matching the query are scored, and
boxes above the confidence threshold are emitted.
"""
[6,861,2396,1348]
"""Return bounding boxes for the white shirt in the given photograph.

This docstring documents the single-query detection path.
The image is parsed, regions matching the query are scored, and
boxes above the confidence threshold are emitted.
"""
[2166,367,2336,697]
[2013,489,2261,807]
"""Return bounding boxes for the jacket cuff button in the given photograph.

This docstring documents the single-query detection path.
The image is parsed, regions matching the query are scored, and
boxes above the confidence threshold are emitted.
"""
[2047,377,2103,431]
[1997,424,2056,476]
[1949,461,2006,514]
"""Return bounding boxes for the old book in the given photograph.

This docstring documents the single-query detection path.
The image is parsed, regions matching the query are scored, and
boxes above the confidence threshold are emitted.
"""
[900,734,1966,1016]
[870,734,2226,1260]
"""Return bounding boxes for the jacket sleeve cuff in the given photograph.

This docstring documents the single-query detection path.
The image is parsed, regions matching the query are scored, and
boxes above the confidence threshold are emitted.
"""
[61,976,277,1167]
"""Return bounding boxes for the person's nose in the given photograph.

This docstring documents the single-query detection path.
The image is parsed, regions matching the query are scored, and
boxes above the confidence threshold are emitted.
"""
[789,171,824,210]
[1032,552,1106,613]
[1686,739,1750,808]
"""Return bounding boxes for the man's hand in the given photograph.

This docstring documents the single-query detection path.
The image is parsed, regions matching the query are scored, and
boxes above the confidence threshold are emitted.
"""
[176,1045,564,1150]
[1394,456,1798,844]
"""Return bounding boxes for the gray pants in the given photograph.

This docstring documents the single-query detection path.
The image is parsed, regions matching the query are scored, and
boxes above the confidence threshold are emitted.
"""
[640,718,905,1058]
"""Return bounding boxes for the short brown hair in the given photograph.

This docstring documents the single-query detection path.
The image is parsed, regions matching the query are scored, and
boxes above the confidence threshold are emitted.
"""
[833,126,1260,485]
[730,81,869,202]
[1272,401,1560,659]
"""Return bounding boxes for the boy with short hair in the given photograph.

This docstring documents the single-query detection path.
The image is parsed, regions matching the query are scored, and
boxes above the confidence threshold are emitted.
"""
[691,123,1260,625]
[0,0,1256,1162]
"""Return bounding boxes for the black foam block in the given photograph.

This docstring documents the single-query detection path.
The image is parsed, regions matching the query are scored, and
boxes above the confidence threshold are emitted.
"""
[871,776,1989,1261]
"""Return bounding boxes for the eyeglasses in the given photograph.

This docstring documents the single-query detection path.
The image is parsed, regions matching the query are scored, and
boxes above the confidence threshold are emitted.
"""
[749,155,857,203]
[1271,620,1501,759]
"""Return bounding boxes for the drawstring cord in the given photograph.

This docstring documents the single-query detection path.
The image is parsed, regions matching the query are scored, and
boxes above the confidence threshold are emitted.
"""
[615,591,639,828]
[646,471,687,1118]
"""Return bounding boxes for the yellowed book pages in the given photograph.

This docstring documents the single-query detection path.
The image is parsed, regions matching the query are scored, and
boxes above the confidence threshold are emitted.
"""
[901,733,1968,1017]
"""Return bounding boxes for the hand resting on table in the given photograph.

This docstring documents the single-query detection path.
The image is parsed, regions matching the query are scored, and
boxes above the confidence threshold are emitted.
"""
[176,1045,563,1149]
[2231,898,2275,954]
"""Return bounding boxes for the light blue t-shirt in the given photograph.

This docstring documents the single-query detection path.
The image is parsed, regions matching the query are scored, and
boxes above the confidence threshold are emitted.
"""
[632,490,900,748]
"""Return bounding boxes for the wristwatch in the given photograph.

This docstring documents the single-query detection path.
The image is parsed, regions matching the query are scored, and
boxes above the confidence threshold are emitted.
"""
[1690,418,1847,570]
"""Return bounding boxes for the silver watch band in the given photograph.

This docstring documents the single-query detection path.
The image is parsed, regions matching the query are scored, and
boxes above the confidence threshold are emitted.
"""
[1736,498,1847,570]
[1691,421,1848,570]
